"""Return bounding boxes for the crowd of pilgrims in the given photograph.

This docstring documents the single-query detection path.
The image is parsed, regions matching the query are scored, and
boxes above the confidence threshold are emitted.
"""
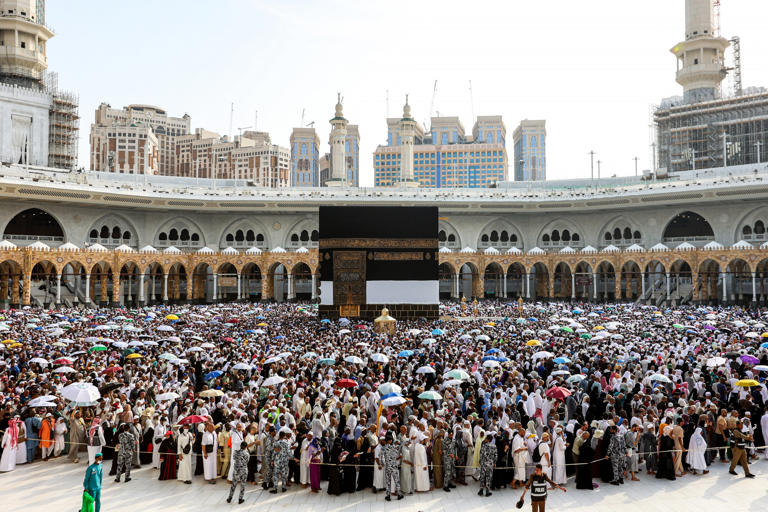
[0,299,767,500]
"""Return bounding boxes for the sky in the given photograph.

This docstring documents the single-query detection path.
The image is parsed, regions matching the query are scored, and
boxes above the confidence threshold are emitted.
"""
[47,0,768,185]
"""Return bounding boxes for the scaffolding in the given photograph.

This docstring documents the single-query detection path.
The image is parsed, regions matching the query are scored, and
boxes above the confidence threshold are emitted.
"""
[44,72,79,170]
[654,90,768,173]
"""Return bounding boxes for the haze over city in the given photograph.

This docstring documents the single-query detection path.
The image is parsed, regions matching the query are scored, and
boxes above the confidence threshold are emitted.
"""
[47,0,768,185]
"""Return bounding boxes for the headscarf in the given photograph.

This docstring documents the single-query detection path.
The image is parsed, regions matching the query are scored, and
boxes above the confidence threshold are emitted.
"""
[7,417,20,448]
[89,417,101,444]
[690,427,706,450]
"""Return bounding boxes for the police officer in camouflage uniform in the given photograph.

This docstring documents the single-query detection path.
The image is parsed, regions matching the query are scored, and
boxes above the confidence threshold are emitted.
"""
[442,432,457,492]
[606,425,627,485]
[383,434,403,501]
[270,431,290,493]
[227,441,250,504]
[261,425,275,489]
[114,423,136,483]
[477,432,496,497]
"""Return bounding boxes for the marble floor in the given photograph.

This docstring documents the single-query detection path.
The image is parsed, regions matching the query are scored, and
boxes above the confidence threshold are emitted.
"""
[1,456,767,512]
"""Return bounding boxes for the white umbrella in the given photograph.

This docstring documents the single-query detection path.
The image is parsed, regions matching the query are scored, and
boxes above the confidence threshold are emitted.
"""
[408,329,422,336]
[29,357,50,366]
[156,392,180,401]
[61,382,101,404]
[381,395,406,407]
[421,338,436,346]
[262,376,286,387]
[232,362,252,370]
[344,355,365,365]
[187,347,204,353]
[476,334,490,342]
[416,365,436,374]
[200,342,216,349]
[551,370,571,376]
[445,379,464,387]
[371,353,389,364]
[338,329,351,335]
[378,382,402,395]
[532,351,554,360]
[52,366,76,373]
[157,325,175,332]
[264,356,282,364]
[649,374,671,383]
[168,358,189,365]
[706,357,727,367]
[745,332,759,339]
[483,360,500,368]
[128,340,144,347]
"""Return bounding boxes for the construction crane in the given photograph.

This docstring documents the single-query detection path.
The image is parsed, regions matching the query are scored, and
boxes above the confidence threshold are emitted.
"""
[729,36,742,97]
[428,80,438,131]
[237,126,252,138]
[714,0,721,37]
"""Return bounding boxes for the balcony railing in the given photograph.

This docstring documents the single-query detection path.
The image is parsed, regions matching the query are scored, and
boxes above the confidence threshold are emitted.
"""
[3,234,63,245]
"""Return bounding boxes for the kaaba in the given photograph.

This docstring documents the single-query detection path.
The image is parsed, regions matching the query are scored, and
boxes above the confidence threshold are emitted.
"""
[318,206,439,320]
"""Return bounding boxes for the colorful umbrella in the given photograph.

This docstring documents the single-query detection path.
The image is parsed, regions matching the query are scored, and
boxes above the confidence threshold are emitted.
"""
[418,390,442,400]
[335,378,358,388]
[545,386,572,401]
[735,379,760,387]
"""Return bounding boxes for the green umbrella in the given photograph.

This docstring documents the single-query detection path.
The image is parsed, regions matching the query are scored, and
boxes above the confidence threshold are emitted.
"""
[88,345,107,352]
[318,358,335,365]
[672,324,684,329]
[560,326,574,333]
[641,332,652,338]
[580,333,592,339]
[418,390,443,400]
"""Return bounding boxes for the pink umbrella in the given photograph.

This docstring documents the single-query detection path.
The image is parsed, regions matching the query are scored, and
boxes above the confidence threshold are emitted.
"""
[545,386,571,401]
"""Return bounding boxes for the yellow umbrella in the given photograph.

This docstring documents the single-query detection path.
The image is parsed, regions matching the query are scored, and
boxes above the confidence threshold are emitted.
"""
[484,322,496,327]
[257,322,268,327]
[2,339,16,344]
[8,342,22,348]
[125,353,143,359]
[166,314,179,321]
[735,379,760,387]
[761,332,768,338]
[526,339,542,347]
[593,326,605,331]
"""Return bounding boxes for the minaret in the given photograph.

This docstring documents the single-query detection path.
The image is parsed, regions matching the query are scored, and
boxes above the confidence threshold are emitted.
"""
[398,95,419,188]
[671,0,729,104]
[326,93,348,187]
[0,0,54,89]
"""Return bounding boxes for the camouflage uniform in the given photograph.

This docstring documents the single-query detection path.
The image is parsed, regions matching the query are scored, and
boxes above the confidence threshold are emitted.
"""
[607,432,627,482]
[228,449,250,502]
[272,439,291,491]
[261,434,274,487]
[383,442,402,499]
[478,441,497,491]
[442,436,456,488]
[115,431,136,481]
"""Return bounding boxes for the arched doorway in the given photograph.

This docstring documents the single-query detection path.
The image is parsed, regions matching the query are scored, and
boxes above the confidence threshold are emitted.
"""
[89,262,114,306]
[267,263,287,302]
[119,263,140,306]
[141,263,165,305]
[506,263,525,298]
[0,260,23,307]
[216,263,238,301]
[530,262,549,299]
[573,261,594,301]
[484,263,504,299]
[30,261,57,307]
[192,263,213,303]
[595,262,616,301]
[458,262,480,299]
[241,263,262,301]
[696,259,721,304]
[643,260,665,305]
[669,260,692,305]
[2,208,65,246]
[619,261,641,302]
[553,262,573,299]
[439,263,456,300]
[726,258,751,304]
[292,263,313,301]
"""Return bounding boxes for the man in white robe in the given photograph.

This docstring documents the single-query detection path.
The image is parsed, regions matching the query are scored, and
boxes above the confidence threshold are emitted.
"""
[299,433,312,486]
[400,438,413,494]
[228,422,245,482]
[201,424,218,483]
[152,417,166,469]
[0,417,20,472]
[512,428,528,486]
[176,425,193,484]
[413,436,430,492]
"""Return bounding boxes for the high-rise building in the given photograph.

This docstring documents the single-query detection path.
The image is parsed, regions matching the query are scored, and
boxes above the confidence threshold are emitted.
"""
[290,127,319,186]
[654,0,768,174]
[373,104,507,188]
[513,120,546,181]
[0,0,79,170]
[318,153,330,186]
[344,124,360,186]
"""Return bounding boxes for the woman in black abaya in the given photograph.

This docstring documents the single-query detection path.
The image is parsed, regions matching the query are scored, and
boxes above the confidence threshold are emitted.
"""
[656,426,676,480]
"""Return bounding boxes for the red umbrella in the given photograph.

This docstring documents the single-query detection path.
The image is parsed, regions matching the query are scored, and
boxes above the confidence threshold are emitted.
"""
[177,414,210,425]
[222,337,234,343]
[102,366,123,374]
[53,358,74,365]
[335,378,358,388]
[545,386,571,401]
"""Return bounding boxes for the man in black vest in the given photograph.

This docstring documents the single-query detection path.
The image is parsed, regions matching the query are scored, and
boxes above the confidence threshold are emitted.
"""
[520,463,566,512]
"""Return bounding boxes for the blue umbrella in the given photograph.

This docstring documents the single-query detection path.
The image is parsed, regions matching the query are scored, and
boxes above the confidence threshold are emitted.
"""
[554,357,571,364]
[256,315,266,320]
[204,370,223,380]
[431,328,444,335]
[274,335,285,340]
[572,309,583,315]
[321,319,331,324]
[486,348,500,354]
[398,350,415,358]
[761,342,768,349]
[528,317,538,322]
[244,330,256,334]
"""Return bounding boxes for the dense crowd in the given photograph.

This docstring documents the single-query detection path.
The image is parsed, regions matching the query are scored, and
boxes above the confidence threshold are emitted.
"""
[0,299,767,506]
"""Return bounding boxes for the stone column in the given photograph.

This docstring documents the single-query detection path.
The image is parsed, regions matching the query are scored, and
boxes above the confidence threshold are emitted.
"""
[472,274,484,299]
[127,275,133,303]
[502,272,507,298]
[100,274,108,304]
[547,276,554,299]
[10,274,19,305]
[262,272,273,301]
[163,274,169,302]
[752,272,757,302]
[571,273,576,300]
[186,274,194,303]
[0,274,8,304]
[592,272,597,301]
[641,273,646,302]
[311,274,318,301]
[111,273,120,305]
[212,274,218,303]
[665,272,671,304]
[237,273,242,300]
[84,274,91,304]
[691,273,699,303]
[21,274,30,306]
[452,273,459,299]
[721,271,727,303]
[56,273,62,304]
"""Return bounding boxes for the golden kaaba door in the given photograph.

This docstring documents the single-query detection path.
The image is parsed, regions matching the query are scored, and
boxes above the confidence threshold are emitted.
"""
[333,251,366,305]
